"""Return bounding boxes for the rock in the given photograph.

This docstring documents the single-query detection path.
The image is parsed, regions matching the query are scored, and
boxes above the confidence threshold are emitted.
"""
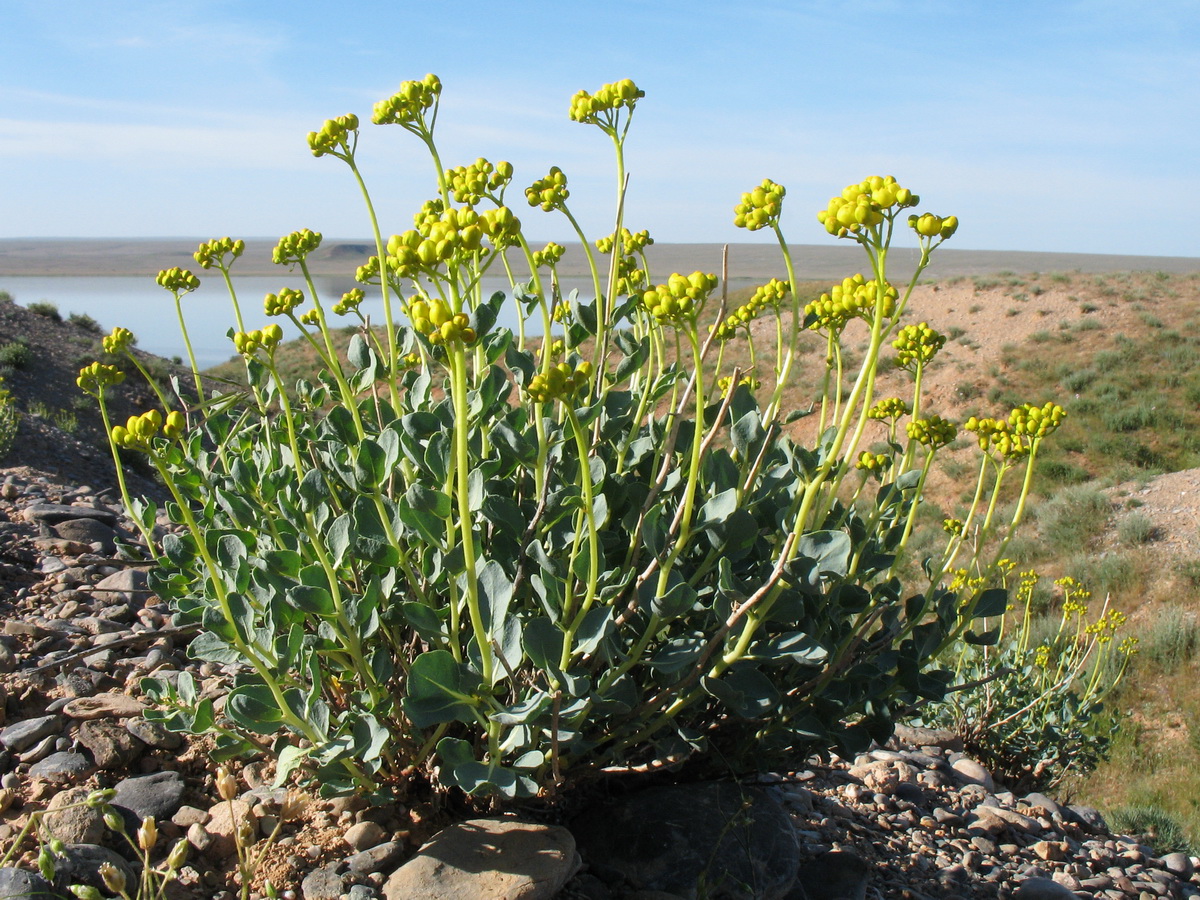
[384,817,579,900]
[51,843,136,895]
[171,805,209,829]
[24,503,117,526]
[206,799,257,859]
[347,841,408,876]
[29,751,93,784]
[1023,792,1066,818]
[1032,840,1068,861]
[301,863,347,900]
[1012,876,1078,898]
[0,867,58,900]
[950,757,995,792]
[892,724,964,752]
[0,714,62,752]
[795,850,869,900]
[124,717,182,750]
[76,718,144,770]
[1066,804,1107,831]
[91,568,151,606]
[52,518,116,552]
[0,643,15,675]
[1162,851,1194,878]
[572,781,795,899]
[43,787,107,844]
[62,694,147,720]
[345,820,386,851]
[111,770,186,820]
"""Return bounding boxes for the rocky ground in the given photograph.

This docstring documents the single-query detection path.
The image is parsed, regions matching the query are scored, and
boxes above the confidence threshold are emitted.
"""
[1,467,1200,899]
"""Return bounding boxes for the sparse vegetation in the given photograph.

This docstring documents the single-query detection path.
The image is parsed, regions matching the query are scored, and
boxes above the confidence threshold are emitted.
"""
[26,300,61,321]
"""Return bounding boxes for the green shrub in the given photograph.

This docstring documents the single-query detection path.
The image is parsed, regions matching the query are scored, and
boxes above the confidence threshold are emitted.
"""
[920,571,1133,792]
[1140,606,1200,673]
[68,311,103,333]
[1108,805,1194,856]
[1036,485,1111,552]
[0,378,18,461]
[0,340,31,370]
[27,300,61,321]
[1117,513,1156,546]
[82,77,1071,800]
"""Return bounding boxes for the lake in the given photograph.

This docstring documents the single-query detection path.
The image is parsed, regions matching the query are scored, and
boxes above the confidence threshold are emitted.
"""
[0,274,607,369]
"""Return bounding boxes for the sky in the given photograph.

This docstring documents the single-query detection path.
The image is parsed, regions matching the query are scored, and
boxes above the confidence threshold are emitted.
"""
[1,0,1198,257]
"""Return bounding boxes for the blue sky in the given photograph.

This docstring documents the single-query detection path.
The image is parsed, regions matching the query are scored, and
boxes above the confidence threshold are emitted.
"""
[2,0,1197,256]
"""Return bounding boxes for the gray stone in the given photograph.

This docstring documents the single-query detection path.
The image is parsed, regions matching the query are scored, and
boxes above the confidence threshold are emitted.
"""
[1162,852,1194,879]
[1011,876,1078,899]
[29,751,93,783]
[125,718,182,750]
[385,817,579,900]
[91,568,151,606]
[17,734,58,765]
[572,781,796,899]
[950,757,995,792]
[52,518,116,552]
[0,643,15,674]
[24,503,117,526]
[50,844,136,896]
[347,841,407,876]
[892,723,964,752]
[1067,804,1108,831]
[111,770,186,820]
[76,718,144,770]
[1023,792,1066,818]
[795,850,869,900]
[0,867,60,900]
[0,715,62,752]
[43,787,107,844]
[344,820,386,851]
[301,863,347,900]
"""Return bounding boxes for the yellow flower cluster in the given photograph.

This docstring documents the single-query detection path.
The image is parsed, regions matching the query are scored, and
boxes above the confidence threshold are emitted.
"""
[963,415,1027,459]
[807,275,895,332]
[307,114,359,158]
[1085,609,1128,643]
[193,236,244,269]
[909,212,959,239]
[733,179,785,231]
[445,158,513,205]
[906,414,957,449]
[716,279,790,340]
[595,228,653,255]
[526,361,594,403]
[855,451,892,475]
[525,167,570,212]
[233,324,284,356]
[76,362,125,395]
[102,327,135,356]
[817,176,919,237]
[273,228,323,265]
[386,205,520,277]
[532,242,566,269]
[893,322,946,369]
[641,272,718,324]
[868,397,911,421]
[568,79,643,125]
[1009,402,1066,439]
[333,288,364,316]
[717,374,760,393]
[111,409,186,450]
[372,75,441,127]
[943,517,964,536]
[156,267,200,294]
[264,287,305,317]
[409,297,476,347]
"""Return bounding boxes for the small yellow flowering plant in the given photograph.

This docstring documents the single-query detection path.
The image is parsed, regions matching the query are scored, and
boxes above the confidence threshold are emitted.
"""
[82,76,1075,801]
[920,568,1135,791]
